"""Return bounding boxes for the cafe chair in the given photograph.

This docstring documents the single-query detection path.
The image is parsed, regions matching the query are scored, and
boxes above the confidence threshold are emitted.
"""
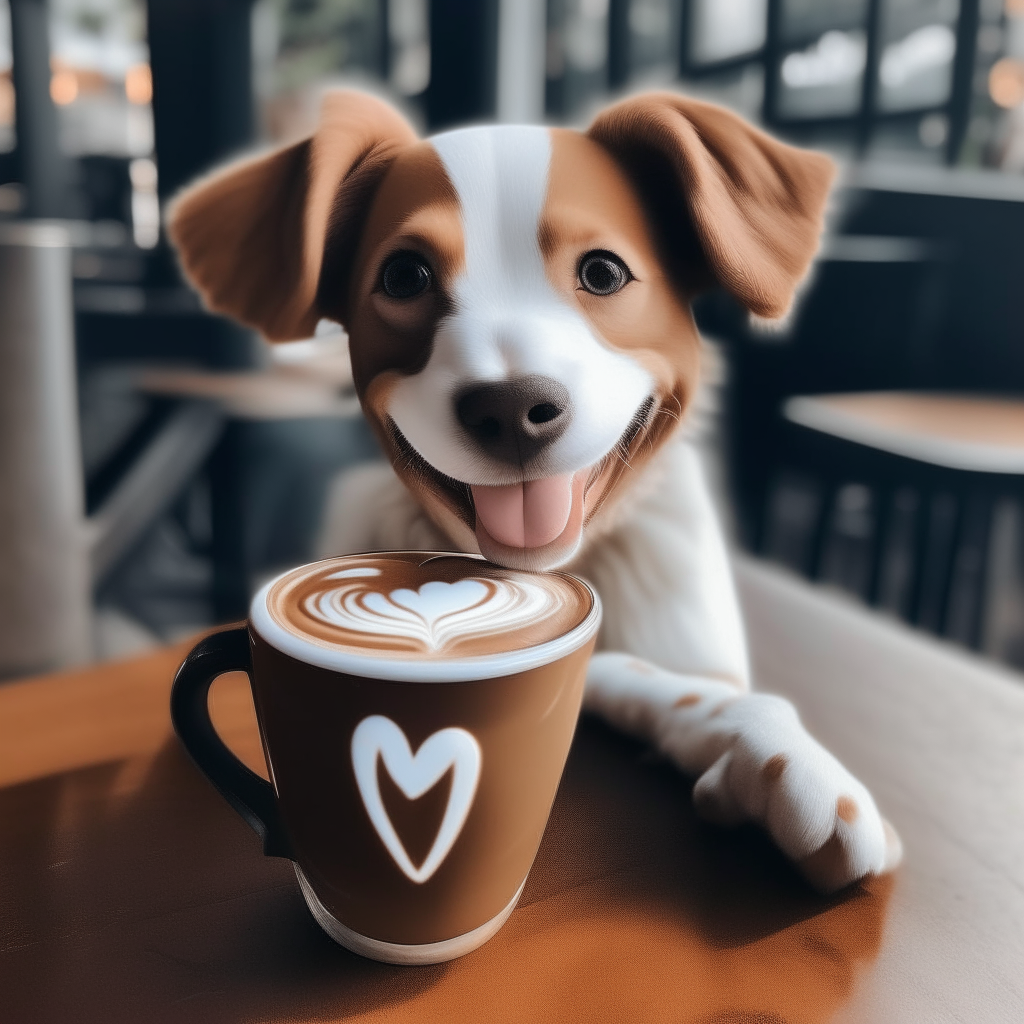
[760,391,1024,655]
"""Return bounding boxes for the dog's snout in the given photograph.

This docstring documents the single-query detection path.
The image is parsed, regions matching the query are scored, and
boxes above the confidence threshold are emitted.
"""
[455,375,572,465]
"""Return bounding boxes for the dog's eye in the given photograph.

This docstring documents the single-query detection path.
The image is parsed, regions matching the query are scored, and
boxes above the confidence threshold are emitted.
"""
[578,251,630,296]
[381,254,432,299]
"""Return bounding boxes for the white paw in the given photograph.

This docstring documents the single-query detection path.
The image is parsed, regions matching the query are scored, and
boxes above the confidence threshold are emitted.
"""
[683,694,902,892]
[585,653,902,893]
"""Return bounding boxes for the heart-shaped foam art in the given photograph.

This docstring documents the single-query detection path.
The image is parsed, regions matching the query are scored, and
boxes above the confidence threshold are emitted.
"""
[263,553,592,660]
[304,576,554,654]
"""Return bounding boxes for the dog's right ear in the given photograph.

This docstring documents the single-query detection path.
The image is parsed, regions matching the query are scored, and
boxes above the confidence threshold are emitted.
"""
[167,91,419,341]
[589,92,834,320]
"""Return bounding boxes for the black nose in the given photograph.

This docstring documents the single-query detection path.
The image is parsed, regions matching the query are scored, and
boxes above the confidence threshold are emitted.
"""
[455,375,572,466]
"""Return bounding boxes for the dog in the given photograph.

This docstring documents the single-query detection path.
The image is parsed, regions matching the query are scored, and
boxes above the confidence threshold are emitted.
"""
[169,90,902,893]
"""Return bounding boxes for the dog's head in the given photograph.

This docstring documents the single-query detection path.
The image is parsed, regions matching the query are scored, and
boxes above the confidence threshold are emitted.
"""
[170,91,832,571]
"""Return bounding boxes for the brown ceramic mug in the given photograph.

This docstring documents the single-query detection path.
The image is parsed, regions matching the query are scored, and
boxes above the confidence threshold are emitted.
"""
[171,551,600,964]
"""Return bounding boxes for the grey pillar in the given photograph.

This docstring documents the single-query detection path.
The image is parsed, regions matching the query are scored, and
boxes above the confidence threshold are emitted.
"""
[0,222,92,679]
[425,0,500,130]
[496,0,546,123]
[9,0,71,217]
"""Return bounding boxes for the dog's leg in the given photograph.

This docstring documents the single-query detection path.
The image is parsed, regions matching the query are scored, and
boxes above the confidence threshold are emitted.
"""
[576,439,902,892]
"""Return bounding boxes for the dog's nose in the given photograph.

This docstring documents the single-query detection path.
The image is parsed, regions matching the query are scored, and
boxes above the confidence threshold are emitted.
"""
[455,375,572,465]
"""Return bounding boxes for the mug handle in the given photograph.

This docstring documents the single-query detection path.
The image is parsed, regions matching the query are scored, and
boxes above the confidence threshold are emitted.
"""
[170,625,292,858]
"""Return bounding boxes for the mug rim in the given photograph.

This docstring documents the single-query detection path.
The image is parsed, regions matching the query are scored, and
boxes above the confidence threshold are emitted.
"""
[249,551,602,682]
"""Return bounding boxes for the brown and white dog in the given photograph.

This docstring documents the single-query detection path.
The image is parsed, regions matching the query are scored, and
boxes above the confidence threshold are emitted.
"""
[169,90,901,892]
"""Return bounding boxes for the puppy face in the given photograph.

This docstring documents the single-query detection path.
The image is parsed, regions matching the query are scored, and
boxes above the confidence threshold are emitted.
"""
[169,91,833,571]
[328,127,698,570]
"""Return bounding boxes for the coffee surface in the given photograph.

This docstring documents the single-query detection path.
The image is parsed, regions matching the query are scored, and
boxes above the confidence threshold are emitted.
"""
[265,553,592,659]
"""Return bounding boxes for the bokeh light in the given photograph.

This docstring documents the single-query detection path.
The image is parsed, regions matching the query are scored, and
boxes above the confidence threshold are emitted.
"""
[125,63,152,105]
[989,58,1024,109]
[50,69,78,106]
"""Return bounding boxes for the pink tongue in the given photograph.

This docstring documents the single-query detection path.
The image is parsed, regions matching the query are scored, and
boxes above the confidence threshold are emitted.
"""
[472,475,574,549]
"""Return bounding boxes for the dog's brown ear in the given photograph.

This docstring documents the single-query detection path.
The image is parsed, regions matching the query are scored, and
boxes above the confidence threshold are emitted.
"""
[588,93,834,319]
[167,91,418,341]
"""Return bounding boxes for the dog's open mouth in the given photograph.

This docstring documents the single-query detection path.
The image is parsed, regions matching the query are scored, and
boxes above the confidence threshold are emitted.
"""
[387,422,593,568]
[470,471,590,566]
[471,474,579,549]
[386,395,657,570]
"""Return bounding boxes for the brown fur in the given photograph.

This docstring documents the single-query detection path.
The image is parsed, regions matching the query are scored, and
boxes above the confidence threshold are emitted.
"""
[168,90,832,555]
[167,91,418,341]
[836,796,859,824]
[761,754,788,782]
[588,93,835,319]
[673,694,702,708]
[539,129,700,530]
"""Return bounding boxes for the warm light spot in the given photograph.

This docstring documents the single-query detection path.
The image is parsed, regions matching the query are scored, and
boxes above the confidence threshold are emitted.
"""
[1007,0,1024,17]
[125,63,152,106]
[989,58,1024,109]
[50,70,78,106]
[129,156,158,191]
[0,75,13,127]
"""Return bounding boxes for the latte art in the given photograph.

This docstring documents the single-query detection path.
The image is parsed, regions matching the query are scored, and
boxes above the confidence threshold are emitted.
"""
[265,553,592,659]
[305,577,555,652]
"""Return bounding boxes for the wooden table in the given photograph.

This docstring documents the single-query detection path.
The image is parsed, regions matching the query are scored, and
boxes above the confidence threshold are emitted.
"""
[784,392,1024,473]
[2,558,1022,1022]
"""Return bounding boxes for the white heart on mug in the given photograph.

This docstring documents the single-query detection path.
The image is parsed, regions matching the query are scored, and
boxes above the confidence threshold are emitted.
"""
[351,715,482,884]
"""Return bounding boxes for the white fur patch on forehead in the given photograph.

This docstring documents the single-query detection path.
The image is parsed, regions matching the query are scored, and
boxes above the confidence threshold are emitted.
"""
[387,121,653,506]
[429,125,552,301]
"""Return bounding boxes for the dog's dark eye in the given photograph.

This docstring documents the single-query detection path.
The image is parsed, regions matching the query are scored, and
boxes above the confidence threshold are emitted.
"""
[578,251,630,296]
[381,253,432,299]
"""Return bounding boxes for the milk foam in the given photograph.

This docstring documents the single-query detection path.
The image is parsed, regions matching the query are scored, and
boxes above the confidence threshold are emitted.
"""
[305,577,554,652]
[261,552,593,662]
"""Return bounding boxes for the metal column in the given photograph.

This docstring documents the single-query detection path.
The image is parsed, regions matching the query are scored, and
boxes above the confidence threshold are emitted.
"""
[0,222,92,678]
[8,0,72,217]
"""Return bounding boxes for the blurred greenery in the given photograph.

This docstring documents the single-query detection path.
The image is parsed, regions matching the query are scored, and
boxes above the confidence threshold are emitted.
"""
[270,0,381,94]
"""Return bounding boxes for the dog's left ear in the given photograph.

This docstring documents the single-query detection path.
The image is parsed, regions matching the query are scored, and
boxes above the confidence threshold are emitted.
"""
[589,93,834,319]
[168,90,418,341]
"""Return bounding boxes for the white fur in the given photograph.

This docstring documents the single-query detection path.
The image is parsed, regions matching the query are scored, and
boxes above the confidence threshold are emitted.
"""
[387,126,653,488]
[320,435,901,892]
[320,127,900,892]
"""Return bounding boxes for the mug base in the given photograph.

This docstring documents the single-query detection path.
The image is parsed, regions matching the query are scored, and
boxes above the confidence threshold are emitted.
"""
[294,864,526,965]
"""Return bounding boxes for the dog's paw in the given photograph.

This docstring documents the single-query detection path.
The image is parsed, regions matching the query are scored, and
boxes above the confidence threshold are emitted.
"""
[686,694,903,892]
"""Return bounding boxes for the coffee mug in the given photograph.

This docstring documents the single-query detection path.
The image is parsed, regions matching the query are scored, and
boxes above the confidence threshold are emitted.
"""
[171,551,600,964]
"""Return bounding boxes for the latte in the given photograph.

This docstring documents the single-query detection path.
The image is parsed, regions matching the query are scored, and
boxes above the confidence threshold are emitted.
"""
[176,551,600,963]
[263,552,591,659]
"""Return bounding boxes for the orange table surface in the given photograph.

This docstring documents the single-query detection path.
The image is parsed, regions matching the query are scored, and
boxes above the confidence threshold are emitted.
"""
[1,558,1022,1023]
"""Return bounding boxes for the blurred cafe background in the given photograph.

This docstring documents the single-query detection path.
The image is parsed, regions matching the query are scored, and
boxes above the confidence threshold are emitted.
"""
[2,0,1024,680]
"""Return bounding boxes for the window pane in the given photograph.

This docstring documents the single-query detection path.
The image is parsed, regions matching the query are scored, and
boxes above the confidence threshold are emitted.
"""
[546,0,609,119]
[688,0,767,65]
[387,0,429,98]
[776,0,869,118]
[629,0,681,80]
[257,0,384,143]
[0,0,13,153]
[49,0,152,157]
[781,0,869,42]
[877,0,959,113]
